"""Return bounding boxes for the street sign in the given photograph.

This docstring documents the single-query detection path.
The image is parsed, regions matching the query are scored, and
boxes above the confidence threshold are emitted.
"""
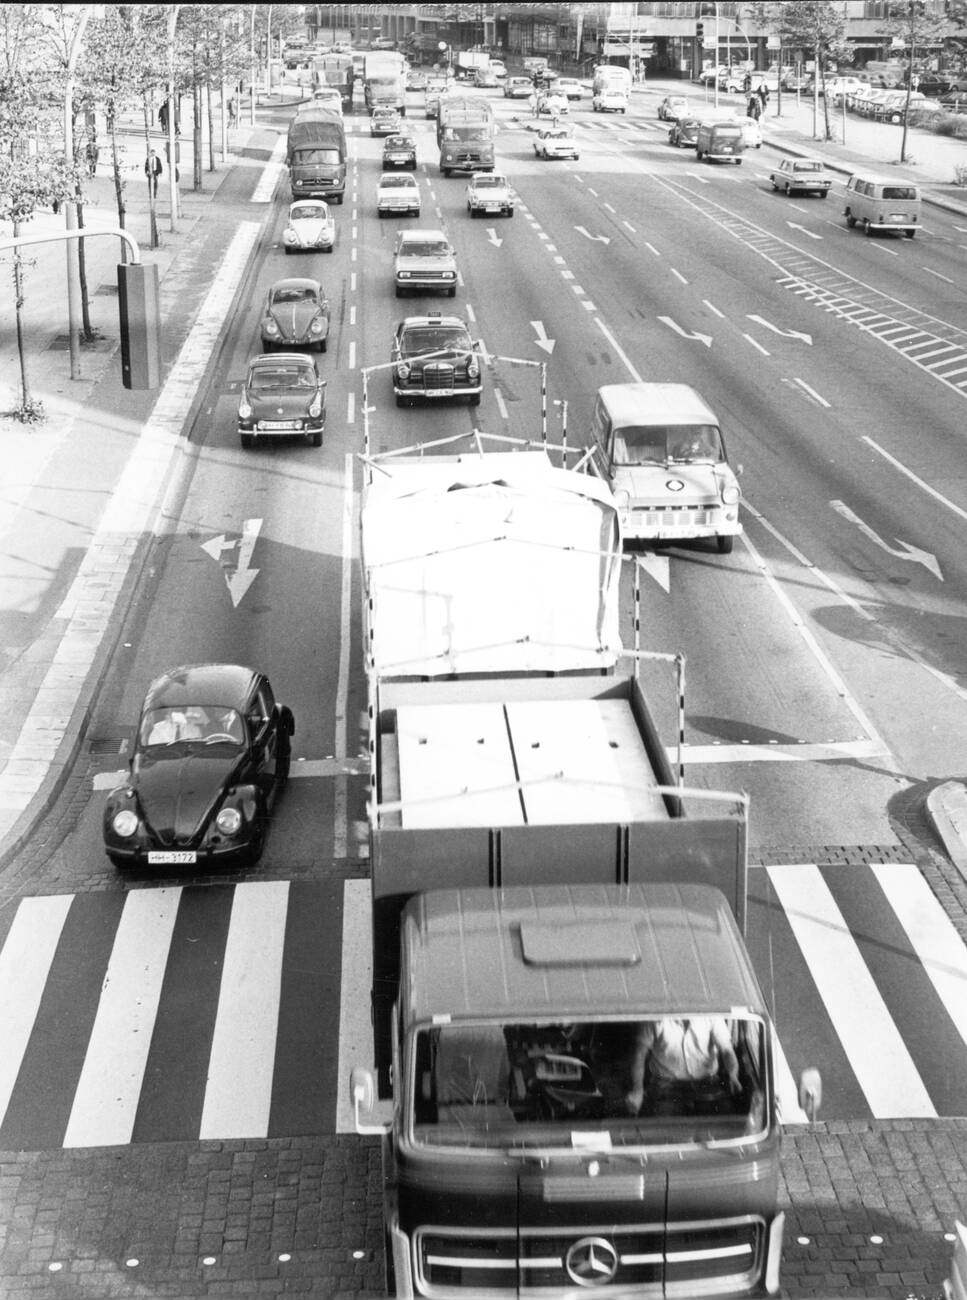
[767,35,781,50]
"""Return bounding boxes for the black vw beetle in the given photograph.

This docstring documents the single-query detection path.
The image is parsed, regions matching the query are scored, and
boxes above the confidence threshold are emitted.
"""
[103,664,294,870]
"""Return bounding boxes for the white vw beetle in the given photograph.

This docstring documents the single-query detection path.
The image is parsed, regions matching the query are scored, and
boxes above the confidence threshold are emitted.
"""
[282,199,336,255]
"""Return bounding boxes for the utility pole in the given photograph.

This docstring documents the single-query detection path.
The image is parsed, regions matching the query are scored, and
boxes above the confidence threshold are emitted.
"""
[64,4,93,381]
[167,4,180,232]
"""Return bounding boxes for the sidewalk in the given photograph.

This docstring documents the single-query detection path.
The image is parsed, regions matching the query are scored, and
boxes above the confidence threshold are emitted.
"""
[0,102,287,876]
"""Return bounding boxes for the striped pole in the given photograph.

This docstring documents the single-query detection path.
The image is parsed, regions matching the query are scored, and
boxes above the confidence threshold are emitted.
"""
[560,398,568,468]
[362,370,370,459]
[634,559,640,665]
[676,652,686,787]
[540,361,547,446]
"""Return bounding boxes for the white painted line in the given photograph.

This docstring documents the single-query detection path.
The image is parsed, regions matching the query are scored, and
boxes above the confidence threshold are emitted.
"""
[623,220,636,232]
[347,392,355,425]
[670,268,688,285]
[793,377,829,407]
[0,895,72,1125]
[933,363,967,380]
[644,242,660,256]
[64,888,181,1148]
[603,202,616,213]
[546,244,557,252]
[456,270,465,286]
[743,333,770,356]
[200,881,289,1139]
[538,231,549,241]
[767,865,935,1118]
[587,187,598,196]
[553,255,566,264]
[561,268,574,280]
[350,272,357,292]
[593,317,642,382]
[352,224,357,241]
[335,879,373,1133]
[675,738,885,764]
[348,340,356,370]
[352,207,357,220]
[923,266,955,285]
[863,436,967,524]
[495,388,509,420]
[333,452,355,859]
[583,301,596,311]
[572,285,585,295]
[703,299,726,318]
[465,303,476,322]
[872,863,967,1050]
[352,247,357,261]
[908,344,958,362]
[249,138,287,202]
[349,305,356,326]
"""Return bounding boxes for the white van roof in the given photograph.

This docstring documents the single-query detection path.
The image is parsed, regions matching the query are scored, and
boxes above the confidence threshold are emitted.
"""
[596,382,719,428]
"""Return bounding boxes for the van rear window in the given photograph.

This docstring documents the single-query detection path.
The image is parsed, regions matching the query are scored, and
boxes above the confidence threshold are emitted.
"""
[882,186,917,200]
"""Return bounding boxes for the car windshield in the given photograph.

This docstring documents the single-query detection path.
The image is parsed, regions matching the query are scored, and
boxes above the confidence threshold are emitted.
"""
[411,1016,768,1151]
[399,240,449,257]
[290,205,328,220]
[140,706,245,747]
[249,365,317,392]
[270,285,318,304]
[613,423,723,466]
[381,175,415,187]
[400,327,470,357]
[474,176,504,188]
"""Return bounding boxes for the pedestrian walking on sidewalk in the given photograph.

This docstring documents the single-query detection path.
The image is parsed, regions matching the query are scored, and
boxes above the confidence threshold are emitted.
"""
[145,148,163,197]
[747,95,761,121]
[743,72,752,95]
[758,82,769,112]
[85,139,98,177]
[228,96,238,128]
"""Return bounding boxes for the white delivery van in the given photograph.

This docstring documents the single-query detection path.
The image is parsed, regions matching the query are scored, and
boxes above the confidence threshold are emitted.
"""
[587,383,742,553]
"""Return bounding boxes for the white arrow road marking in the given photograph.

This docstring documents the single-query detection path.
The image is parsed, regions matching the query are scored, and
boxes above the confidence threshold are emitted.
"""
[786,221,823,240]
[201,518,263,606]
[485,226,503,247]
[530,320,555,354]
[637,552,670,594]
[574,225,611,243]
[830,500,943,581]
[747,314,812,345]
[658,316,713,347]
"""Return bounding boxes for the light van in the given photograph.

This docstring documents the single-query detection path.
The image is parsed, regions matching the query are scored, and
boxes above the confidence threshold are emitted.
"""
[587,382,742,553]
[695,118,746,163]
[843,173,921,237]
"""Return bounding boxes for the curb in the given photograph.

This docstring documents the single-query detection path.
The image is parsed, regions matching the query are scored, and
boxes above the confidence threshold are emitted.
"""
[925,781,967,883]
[0,143,285,877]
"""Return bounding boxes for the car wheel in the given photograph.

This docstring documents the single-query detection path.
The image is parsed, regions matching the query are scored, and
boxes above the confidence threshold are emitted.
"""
[447,286,456,297]
[318,337,327,353]
[284,246,292,255]
[309,428,322,447]
[696,148,704,160]
[377,210,385,218]
[325,243,334,251]
[905,229,915,238]
[335,193,344,205]
[507,208,514,217]
[107,854,130,870]
[784,182,791,195]
[717,535,734,555]
[395,286,404,297]
[241,433,254,449]
[276,739,292,786]
[820,191,828,199]
[468,392,481,406]
[248,814,266,865]
[395,394,407,408]
[441,166,451,177]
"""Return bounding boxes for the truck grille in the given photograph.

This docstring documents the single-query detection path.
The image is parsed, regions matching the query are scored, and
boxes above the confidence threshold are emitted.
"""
[417,1219,764,1294]
[422,362,456,389]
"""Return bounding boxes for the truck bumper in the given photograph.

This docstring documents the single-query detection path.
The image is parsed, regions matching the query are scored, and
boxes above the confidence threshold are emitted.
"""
[623,516,742,543]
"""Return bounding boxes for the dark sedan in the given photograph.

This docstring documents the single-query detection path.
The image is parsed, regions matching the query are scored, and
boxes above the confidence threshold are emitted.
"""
[382,133,417,169]
[103,664,295,870]
[260,278,330,352]
[668,116,700,147]
[237,352,326,448]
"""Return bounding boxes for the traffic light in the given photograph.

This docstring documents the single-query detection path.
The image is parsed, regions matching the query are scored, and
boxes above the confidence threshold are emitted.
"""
[118,262,161,390]
[696,21,704,43]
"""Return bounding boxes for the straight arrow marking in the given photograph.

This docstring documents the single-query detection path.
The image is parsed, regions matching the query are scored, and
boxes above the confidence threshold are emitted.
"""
[201,519,263,606]
[830,501,943,581]
[530,320,555,354]
[485,226,503,247]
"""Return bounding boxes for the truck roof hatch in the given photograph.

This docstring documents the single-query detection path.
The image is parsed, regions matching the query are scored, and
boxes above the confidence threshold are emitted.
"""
[520,919,640,967]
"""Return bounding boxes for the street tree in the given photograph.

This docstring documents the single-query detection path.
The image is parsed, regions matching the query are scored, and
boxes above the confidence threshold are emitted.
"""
[751,1,852,138]
[884,1,955,161]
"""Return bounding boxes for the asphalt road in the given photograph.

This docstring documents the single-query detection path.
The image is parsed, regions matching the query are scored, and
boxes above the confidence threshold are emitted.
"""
[2,82,966,1297]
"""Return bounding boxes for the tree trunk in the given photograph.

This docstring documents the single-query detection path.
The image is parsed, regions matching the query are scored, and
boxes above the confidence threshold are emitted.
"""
[11,220,36,419]
[108,106,127,260]
[207,72,215,171]
[193,80,202,190]
[142,96,159,249]
[76,197,95,341]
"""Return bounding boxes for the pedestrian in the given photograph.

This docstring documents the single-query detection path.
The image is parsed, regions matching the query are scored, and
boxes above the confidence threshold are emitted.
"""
[747,94,761,120]
[85,139,98,177]
[758,82,769,111]
[144,148,163,197]
[227,95,238,128]
[742,72,752,95]
[158,99,168,133]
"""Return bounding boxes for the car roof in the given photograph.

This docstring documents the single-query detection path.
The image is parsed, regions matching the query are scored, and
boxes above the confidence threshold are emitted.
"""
[143,664,258,713]
[248,351,316,368]
[398,227,447,241]
[269,277,320,291]
[402,883,767,1023]
[597,382,719,427]
[399,313,468,330]
[288,199,330,211]
[379,171,416,181]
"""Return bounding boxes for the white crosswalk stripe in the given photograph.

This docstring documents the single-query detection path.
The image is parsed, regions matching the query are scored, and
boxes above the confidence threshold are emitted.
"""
[1,864,966,1148]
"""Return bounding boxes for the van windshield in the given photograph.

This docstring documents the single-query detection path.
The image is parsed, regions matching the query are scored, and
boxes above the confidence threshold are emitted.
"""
[411,1016,767,1151]
[613,424,723,466]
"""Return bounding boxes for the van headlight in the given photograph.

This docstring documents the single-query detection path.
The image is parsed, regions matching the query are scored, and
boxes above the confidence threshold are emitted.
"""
[216,807,243,836]
[112,810,139,838]
[721,484,740,505]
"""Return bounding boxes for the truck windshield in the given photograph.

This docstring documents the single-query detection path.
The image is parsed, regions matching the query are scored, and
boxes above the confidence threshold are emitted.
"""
[443,126,491,141]
[294,148,342,165]
[613,423,723,465]
[411,1016,768,1150]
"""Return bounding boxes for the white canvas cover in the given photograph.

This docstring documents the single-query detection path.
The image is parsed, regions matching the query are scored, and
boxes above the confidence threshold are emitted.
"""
[361,453,623,676]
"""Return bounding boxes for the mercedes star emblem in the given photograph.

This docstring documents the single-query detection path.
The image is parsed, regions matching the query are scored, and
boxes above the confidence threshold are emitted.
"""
[564,1236,619,1287]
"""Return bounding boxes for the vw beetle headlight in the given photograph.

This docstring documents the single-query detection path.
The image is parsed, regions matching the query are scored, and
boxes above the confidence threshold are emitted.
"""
[112,809,139,838]
[216,806,243,836]
[264,320,279,335]
[238,400,252,420]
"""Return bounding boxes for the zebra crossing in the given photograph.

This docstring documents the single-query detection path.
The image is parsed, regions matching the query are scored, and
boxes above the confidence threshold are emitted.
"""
[0,862,965,1151]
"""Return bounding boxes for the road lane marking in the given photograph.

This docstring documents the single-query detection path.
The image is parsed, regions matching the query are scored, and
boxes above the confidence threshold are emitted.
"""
[743,333,770,355]
[0,895,72,1125]
[593,317,643,382]
[64,889,181,1148]
[335,879,373,1134]
[334,452,356,859]
[200,881,288,1139]
[792,377,829,406]
[766,865,935,1118]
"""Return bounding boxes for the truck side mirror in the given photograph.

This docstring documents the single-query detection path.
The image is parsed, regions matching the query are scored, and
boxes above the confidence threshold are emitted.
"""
[350,1066,392,1136]
[797,1067,822,1122]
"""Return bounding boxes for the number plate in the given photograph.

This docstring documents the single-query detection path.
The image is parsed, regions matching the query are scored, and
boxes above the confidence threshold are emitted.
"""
[424,389,454,397]
[147,850,197,865]
[260,421,296,430]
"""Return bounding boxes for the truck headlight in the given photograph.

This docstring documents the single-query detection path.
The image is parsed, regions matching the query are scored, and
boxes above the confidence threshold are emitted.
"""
[721,484,740,505]
[216,807,243,836]
[112,810,139,838]
[238,401,252,420]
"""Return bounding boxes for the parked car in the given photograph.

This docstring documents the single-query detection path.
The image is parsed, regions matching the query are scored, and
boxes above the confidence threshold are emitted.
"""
[504,75,533,99]
[376,171,421,218]
[819,75,864,100]
[658,94,690,121]
[370,107,402,136]
[237,352,326,449]
[939,90,967,113]
[466,171,515,217]
[533,126,579,160]
[282,200,335,254]
[394,228,458,297]
[668,116,700,147]
[769,157,834,197]
[103,664,295,868]
[391,312,481,407]
[381,134,417,169]
[260,278,330,352]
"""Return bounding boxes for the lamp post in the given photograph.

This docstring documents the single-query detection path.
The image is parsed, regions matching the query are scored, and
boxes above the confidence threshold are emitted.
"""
[63,4,93,381]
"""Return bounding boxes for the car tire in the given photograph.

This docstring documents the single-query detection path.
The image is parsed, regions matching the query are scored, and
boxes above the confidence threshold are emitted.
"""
[447,286,456,297]
[107,854,130,871]
[325,243,334,251]
[395,394,407,408]
[241,433,254,449]
[696,148,704,160]
[507,208,514,218]
[717,535,734,555]
[905,229,915,238]
[469,392,481,406]
[784,182,791,195]
[284,246,292,254]
[441,166,451,177]
[319,338,327,353]
[377,210,385,218]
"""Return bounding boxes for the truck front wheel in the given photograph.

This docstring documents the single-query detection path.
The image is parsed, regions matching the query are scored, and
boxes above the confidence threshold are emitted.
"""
[716,535,734,555]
